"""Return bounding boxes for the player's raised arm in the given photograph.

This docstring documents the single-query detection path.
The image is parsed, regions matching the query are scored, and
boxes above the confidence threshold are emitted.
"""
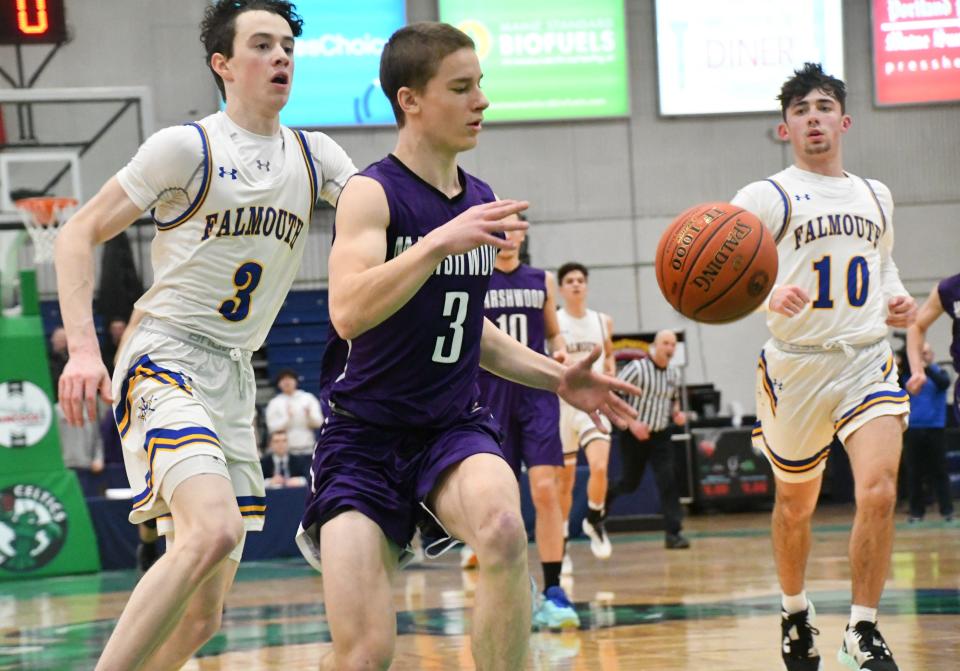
[54,178,144,425]
[328,176,528,339]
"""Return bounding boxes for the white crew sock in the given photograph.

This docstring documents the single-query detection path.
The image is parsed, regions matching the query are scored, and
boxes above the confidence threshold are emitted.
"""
[849,605,877,628]
[781,591,808,614]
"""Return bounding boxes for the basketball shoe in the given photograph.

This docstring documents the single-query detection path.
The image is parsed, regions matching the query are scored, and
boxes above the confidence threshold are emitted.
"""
[581,518,612,559]
[781,602,821,670]
[532,586,581,629]
[838,621,898,670]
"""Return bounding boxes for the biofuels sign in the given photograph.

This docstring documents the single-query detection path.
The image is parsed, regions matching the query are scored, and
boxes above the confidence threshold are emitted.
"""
[439,0,630,122]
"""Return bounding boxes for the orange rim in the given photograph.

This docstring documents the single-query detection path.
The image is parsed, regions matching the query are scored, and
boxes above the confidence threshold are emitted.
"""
[15,196,78,226]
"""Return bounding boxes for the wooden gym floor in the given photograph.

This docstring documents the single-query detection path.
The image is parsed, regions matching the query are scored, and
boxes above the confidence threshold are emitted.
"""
[2,505,958,670]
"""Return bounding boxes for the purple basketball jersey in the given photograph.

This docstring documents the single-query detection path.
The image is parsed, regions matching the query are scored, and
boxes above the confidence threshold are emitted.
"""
[938,273,960,374]
[483,264,549,353]
[478,265,562,474]
[324,155,497,427]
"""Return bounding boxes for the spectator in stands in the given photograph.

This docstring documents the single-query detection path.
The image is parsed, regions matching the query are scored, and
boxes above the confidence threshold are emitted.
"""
[902,343,954,523]
[260,430,308,487]
[265,368,323,460]
[57,399,104,497]
[49,326,69,389]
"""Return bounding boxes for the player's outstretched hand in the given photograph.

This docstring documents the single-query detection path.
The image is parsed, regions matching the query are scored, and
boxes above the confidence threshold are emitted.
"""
[428,200,529,256]
[905,371,926,395]
[59,352,113,426]
[768,285,809,317]
[886,295,917,328]
[556,345,640,431]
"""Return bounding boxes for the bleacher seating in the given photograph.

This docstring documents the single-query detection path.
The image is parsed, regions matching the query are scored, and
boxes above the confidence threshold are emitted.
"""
[263,289,329,398]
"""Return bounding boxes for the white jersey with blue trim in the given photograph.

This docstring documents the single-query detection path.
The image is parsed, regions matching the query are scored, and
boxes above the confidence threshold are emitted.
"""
[732,165,907,348]
[557,307,607,375]
[116,111,355,350]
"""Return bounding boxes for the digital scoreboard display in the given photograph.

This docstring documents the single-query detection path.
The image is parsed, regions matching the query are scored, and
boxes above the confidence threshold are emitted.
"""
[0,0,67,45]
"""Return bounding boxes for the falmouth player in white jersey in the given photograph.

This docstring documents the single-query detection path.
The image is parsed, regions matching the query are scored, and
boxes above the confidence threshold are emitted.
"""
[555,262,616,562]
[731,63,915,671]
[53,3,355,669]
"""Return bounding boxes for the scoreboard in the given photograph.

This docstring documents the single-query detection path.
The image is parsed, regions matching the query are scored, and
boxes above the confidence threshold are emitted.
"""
[0,0,67,45]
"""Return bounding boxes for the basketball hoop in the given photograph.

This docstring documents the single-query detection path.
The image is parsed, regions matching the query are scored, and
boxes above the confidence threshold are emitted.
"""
[14,196,77,264]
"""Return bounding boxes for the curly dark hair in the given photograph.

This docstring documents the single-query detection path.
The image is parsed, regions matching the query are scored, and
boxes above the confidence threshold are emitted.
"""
[777,62,846,120]
[200,0,304,101]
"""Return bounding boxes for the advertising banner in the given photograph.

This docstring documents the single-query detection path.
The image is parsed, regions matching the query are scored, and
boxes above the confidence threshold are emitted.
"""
[872,0,960,105]
[0,470,100,579]
[439,0,630,122]
[279,0,405,127]
[655,0,844,115]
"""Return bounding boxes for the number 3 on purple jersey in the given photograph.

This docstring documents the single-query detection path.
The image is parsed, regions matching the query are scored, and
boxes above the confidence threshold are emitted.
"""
[432,291,468,363]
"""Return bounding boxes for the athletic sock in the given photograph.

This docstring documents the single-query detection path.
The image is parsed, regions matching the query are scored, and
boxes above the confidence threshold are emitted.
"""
[542,561,562,592]
[849,605,877,628]
[587,500,604,525]
[781,590,808,614]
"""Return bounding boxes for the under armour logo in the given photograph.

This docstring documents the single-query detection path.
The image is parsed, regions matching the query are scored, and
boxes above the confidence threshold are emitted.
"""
[794,193,811,201]
[218,166,238,179]
[256,160,270,172]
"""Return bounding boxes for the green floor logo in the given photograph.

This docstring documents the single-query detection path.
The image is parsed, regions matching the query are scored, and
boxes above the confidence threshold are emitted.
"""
[0,484,68,572]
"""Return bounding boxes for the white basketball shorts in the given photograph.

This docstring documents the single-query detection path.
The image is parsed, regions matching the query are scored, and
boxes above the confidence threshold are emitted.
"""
[559,399,612,458]
[111,317,265,535]
[752,338,908,483]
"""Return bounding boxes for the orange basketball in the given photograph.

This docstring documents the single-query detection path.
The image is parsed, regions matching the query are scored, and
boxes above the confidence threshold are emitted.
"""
[655,202,778,324]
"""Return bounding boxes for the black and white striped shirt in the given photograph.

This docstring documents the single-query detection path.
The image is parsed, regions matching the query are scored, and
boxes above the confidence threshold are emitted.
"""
[617,358,681,433]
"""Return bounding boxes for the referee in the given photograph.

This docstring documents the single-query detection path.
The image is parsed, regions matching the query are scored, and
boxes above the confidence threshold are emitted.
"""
[605,330,690,549]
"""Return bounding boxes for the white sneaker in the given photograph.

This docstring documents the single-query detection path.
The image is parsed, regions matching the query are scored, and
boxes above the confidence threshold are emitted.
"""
[561,553,573,576]
[838,620,898,670]
[581,517,612,559]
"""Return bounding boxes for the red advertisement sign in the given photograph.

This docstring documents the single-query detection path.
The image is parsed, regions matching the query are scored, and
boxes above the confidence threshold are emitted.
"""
[873,0,960,105]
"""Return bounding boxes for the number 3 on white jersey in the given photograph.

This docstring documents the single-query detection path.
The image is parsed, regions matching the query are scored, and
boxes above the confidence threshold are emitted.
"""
[219,261,264,322]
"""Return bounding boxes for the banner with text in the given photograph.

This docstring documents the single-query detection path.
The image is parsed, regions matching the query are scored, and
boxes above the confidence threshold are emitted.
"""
[277,0,405,127]
[872,0,960,105]
[655,0,845,115]
[438,0,629,122]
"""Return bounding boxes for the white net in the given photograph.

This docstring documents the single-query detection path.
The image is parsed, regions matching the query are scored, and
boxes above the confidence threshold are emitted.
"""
[15,197,77,264]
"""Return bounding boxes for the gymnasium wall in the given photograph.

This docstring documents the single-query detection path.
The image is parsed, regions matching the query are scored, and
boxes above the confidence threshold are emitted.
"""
[3,0,957,412]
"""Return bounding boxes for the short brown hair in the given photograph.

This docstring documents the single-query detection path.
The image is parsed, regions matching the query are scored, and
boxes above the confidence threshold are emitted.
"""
[380,22,475,127]
[558,262,589,284]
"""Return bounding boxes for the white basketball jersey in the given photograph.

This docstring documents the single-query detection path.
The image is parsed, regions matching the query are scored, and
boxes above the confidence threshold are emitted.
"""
[117,112,353,350]
[732,165,906,347]
[557,307,607,375]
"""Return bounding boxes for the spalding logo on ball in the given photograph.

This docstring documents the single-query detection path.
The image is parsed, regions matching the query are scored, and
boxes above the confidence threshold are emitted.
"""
[656,202,778,324]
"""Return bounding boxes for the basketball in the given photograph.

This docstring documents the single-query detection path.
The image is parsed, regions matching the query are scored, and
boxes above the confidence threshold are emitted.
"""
[655,202,778,324]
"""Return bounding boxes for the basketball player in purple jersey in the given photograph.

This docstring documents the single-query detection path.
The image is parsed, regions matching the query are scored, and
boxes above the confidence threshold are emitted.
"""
[295,23,639,670]
[906,273,960,422]
[475,218,580,629]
